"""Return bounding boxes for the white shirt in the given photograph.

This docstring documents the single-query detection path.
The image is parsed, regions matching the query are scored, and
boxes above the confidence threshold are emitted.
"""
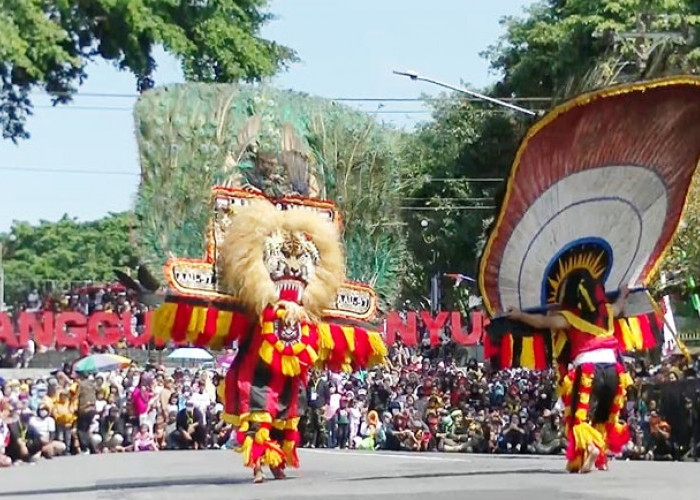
[30,416,56,441]
[191,392,211,423]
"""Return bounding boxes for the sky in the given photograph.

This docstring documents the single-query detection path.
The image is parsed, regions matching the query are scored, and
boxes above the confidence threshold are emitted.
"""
[0,0,533,233]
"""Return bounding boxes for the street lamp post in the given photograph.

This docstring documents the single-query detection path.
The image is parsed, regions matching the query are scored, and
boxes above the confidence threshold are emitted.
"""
[421,219,440,316]
[393,70,537,116]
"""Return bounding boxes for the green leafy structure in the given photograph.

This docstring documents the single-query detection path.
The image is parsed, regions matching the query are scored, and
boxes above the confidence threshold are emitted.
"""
[133,84,407,310]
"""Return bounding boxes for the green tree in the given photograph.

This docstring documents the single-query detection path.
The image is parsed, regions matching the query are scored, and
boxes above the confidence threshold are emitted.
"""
[0,0,295,141]
[1,213,139,303]
[486,0,700,99]
[400,95,530,307]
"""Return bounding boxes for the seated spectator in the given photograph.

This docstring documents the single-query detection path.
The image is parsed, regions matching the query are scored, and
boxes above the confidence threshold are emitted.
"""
[171,401,206,450]
[100,405,126,452]
[623,430,653,461]
[501,414,526,454]
[533,411,565,455]
[387,413,419,451]
[0,401,12,467]
[5,410,44,463]
[649,411,674,461]
[31,404,66,457]
[441,410,469,452]
[132,423,158,452]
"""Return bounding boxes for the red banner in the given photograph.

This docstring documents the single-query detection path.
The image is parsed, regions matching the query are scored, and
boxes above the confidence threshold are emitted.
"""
[383,310,485,347]
[0,311,152,349]
[0,310,485,349]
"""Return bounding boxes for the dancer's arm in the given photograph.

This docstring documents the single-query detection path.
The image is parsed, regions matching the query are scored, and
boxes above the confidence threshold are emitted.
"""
[506,308,569,330]
[611,286,630,317]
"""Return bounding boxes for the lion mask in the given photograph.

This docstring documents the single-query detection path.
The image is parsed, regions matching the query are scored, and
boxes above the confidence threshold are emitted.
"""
[218,201,345,320]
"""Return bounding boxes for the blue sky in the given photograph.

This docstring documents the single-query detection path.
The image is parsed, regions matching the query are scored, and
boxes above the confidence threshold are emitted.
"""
[0,0,533,232]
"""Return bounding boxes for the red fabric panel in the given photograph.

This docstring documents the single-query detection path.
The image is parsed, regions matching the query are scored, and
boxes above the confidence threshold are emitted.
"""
[171,304,193,343]
[500,334,513,368]
[226,312,249,346]
[533,334,547,370]
[351,326,371,368]
[195,307,219,346]
[636,314,657,350]
[613,319,627,352]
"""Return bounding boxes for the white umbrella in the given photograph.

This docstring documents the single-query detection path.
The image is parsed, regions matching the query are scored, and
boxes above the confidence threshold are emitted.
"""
[167,347,213,361]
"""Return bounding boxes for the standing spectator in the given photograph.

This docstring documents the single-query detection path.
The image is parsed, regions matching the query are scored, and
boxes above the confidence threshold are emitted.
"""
[305,370,329,448]
[76,374,97,454]
[336,397,350,449]
[52,391,75,453]
[131,374,155,432]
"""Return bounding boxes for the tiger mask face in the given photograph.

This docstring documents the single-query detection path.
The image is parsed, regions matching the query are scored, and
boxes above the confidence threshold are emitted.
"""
[218,201,344,320]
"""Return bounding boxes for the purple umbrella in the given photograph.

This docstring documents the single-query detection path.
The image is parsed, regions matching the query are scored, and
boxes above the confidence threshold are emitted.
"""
[217,352,236,370]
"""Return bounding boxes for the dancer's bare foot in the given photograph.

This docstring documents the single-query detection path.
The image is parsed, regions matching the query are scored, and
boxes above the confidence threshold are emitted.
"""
[581,444,600,473]
[270,466,286,480]
[253,467,265,484]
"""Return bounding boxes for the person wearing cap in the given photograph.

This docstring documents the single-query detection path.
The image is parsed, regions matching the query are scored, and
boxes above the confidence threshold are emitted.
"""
[173,400,205,450]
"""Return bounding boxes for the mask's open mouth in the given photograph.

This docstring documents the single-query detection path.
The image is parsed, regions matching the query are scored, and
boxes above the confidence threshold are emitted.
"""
[274,278,306,303]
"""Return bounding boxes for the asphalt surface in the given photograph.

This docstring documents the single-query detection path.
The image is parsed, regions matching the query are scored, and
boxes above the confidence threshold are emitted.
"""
[0,449,697,500]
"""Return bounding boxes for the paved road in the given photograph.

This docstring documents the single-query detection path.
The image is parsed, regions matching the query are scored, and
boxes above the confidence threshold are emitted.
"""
[0,449,697,500]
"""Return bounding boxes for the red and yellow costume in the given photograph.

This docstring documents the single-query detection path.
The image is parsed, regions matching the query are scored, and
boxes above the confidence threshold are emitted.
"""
[552,287,632,472]
[143,186,386,476]
[478,78,700,473]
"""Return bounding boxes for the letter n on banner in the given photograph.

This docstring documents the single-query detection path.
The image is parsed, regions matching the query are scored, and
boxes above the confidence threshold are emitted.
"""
[18,312,54,348]
[0,313,18,347]
[55,312,87,348]
[385,312,417,346]
[88,312,121,347]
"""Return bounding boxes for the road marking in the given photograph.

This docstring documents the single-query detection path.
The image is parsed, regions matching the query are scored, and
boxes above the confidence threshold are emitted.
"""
[302,449,471,462]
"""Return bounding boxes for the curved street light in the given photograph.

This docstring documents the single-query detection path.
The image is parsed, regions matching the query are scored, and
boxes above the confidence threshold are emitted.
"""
[393,70,537,116]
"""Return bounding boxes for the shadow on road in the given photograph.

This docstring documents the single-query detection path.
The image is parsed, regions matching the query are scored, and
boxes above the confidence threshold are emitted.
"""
[0,475,288,498]
[347,467,567,482]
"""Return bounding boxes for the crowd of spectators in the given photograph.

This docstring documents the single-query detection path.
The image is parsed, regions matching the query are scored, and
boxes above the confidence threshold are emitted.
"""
[2,339,700,468]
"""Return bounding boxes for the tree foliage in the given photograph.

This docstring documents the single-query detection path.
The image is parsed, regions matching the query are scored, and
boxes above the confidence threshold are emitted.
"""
[1,213,139,303]
[486,0,700,99]
[400,96,530,307]
[0,0,295,141]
